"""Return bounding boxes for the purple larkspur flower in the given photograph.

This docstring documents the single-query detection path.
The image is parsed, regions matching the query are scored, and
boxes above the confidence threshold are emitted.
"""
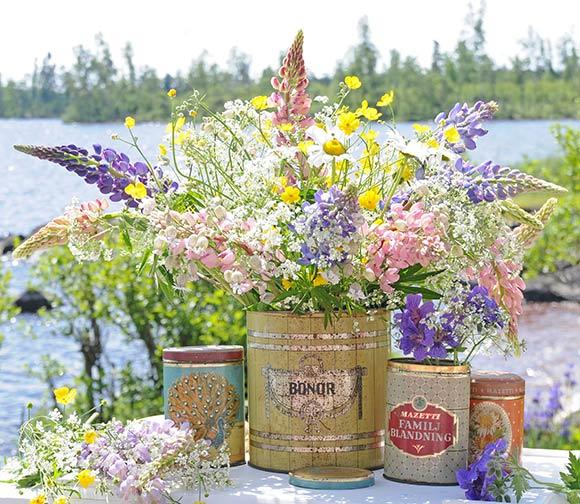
[456,438,509,501]
[13,143,177,208]
[464,285,504,327]
[292,186,363,268]
[394,294,436,361]
[435,100,498,153]
[430,313,459,358]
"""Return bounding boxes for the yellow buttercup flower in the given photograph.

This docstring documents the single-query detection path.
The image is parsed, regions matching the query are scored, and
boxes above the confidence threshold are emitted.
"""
[344,75,362,90]
[158,144,168,156]
[77,469,96,489]
[359,156,373,172]
[281,186,300,204]
[337,111,360,135]
[443,126,461,144]
[426,138,440,149]
[363,142,380,158]
[359,189,381,210]
[166,116,186,133]
[413,123,431,134]
[54,387,77,405]
[356,100,382,121]
[124,116,135,129]
[312,274,327,287]
[360,129,378,143]
[377,90,395,107]
[322,139,346,156]
[297,140,313,155]
[335,159,349,172]
[29,495,46,504]
[54,497,68,504]
[278,123,294,132]
[167,88,177,98]
[271,175,288,194]
[397,155,415,182]
[175,130,191,145]
[83,430,98,444]
[175,116,186,130]
[125,181,148,199]
[281,278,294,290]
[250,95,270,110]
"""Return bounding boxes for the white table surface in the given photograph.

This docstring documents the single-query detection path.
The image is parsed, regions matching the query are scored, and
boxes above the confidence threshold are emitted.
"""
[0,448,573,504]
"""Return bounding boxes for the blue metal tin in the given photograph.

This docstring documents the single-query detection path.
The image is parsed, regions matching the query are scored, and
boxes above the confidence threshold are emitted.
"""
[289,467,375,490]
[163,345,245,465]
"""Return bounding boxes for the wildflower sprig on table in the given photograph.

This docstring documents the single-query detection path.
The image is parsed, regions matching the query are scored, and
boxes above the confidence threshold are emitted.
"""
[13,30,566,363]
[5,387,231,504]
[456,439,580,503]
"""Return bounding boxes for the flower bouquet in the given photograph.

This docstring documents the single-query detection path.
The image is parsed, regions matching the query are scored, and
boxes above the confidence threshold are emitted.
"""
[13,31,566,475]
[4,388,230,503]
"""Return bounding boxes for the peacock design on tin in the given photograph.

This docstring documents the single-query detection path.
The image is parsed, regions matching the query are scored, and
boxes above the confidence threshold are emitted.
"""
[167,372,240,448]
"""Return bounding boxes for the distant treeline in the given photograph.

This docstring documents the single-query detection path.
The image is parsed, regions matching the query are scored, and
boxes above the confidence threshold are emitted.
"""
[1,7,580,123]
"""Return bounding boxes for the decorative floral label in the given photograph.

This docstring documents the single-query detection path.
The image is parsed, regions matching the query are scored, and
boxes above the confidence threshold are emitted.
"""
[388,395,457,457]
[469,401,512,462]
[262,356,366,433]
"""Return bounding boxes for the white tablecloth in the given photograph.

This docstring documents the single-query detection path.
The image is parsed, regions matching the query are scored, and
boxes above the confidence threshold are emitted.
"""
[0,448,573,503]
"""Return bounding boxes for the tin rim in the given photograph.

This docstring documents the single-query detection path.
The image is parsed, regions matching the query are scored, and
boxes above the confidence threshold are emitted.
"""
[289,466,374,483]
[246,309,389,320]
[162,345,244,363]
[388,357,470,374]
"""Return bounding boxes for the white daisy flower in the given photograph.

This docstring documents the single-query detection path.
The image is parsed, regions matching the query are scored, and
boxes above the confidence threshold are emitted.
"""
[306,125,352,167]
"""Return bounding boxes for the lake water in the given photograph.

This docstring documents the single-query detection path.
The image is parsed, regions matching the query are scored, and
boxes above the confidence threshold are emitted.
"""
[2,117,580,236]
[0,118,579,456]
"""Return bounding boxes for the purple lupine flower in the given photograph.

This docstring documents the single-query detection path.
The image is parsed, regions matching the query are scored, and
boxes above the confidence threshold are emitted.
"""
[292,186,364,269]
[453,158,524,204]
[564,363,577,388]
[394,294,436,361]
[524,381,568,434]
[13,144,176,208]
[435,100,498,153]
[456,438,509,501]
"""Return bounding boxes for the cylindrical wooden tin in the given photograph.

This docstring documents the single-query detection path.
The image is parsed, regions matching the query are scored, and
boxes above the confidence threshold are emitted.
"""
[163,346,245,466]
[247,310,389,473]
[469,371,525,463]
[384,359,470,485]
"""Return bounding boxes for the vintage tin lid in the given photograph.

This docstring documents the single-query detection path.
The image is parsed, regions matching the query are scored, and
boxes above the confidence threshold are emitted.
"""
[471,370,525,398]
[163,345,243,363]
[288,466,375,490]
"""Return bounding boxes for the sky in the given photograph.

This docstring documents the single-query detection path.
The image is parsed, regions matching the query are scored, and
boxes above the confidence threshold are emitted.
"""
[0,0,578,81]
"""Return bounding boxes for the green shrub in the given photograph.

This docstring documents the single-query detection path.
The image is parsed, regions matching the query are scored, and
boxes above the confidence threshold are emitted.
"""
[31,244,245,421]
[520,125,580,277]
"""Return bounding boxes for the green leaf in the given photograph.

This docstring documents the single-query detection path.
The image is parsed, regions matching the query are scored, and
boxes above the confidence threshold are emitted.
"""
[120,226,132,253]
[394,284,442,299]
[560,452,580,491]
[15,472,41,488]
[136,248,152,276]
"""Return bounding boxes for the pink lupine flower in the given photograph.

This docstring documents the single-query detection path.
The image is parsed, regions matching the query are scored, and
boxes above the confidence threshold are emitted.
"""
[366,203,447,292]
[270,30,314,133]
[478,260,525,346]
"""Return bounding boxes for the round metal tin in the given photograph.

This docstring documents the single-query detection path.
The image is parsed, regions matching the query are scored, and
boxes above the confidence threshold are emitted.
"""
[470,370,525,398]
[288,466,375,490]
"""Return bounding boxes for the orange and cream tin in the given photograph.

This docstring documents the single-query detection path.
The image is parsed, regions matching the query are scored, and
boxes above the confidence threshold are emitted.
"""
[469,371,525,463]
